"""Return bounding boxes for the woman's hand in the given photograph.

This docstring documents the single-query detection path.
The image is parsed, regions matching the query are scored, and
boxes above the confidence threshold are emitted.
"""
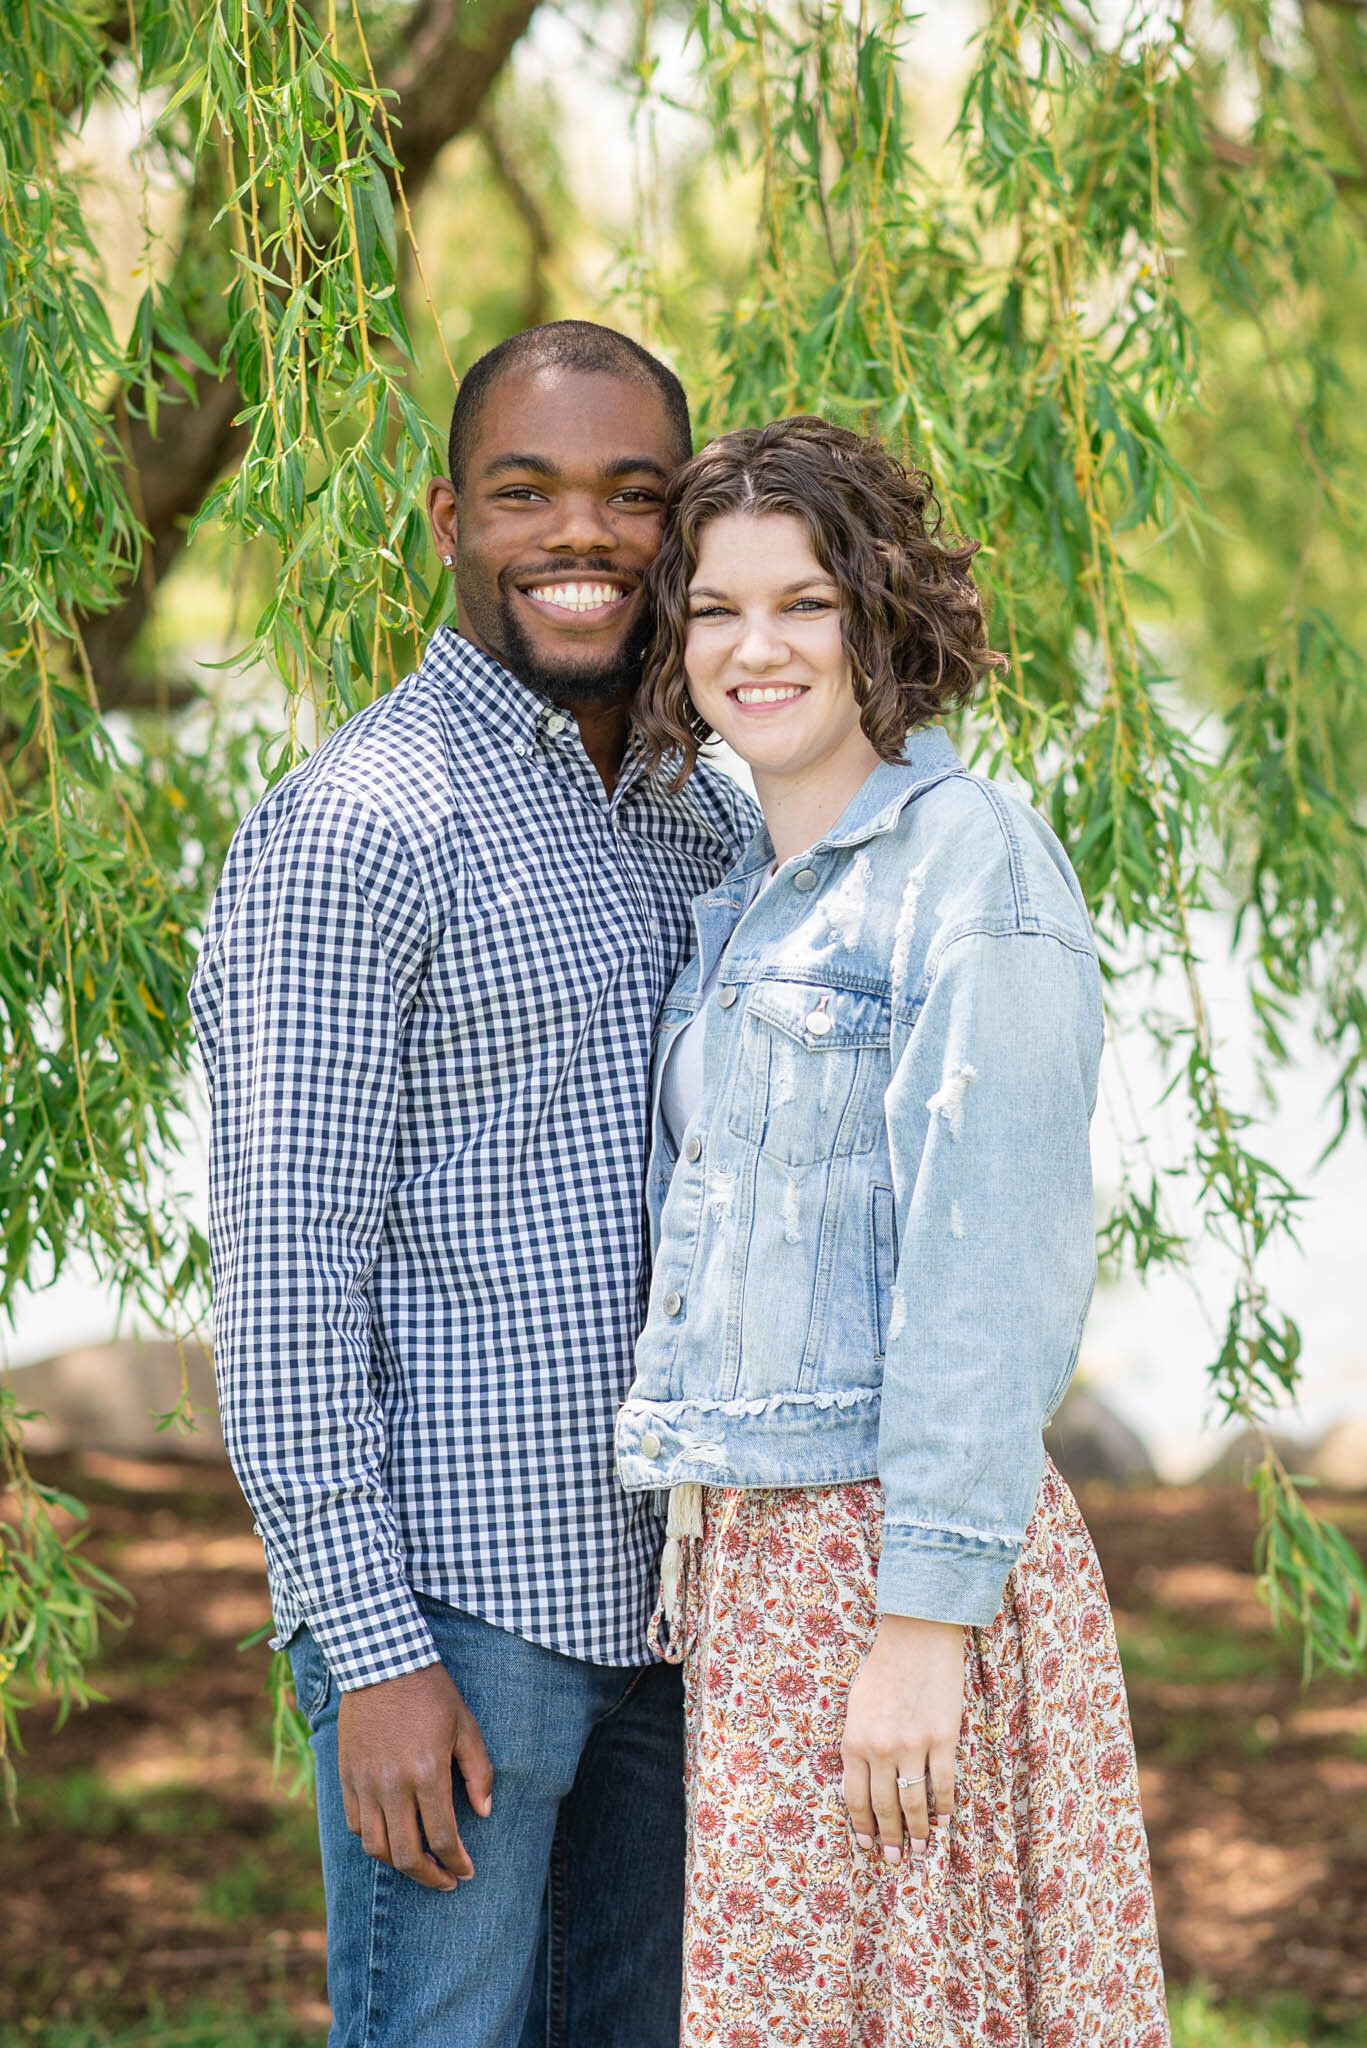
[841,1614,965,1862]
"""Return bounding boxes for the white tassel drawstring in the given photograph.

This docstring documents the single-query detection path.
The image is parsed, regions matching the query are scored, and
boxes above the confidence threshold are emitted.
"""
[659,1481,704,1652]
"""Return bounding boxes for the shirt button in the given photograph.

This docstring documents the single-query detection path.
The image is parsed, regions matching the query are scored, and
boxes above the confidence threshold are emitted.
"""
[513,741,527,756]
[640,1432,662,1459]
[717,985,738,1009]
[793,867,819,892]
[684,1135,702,1162]
[546,713,568,736]
[663,1289,683,1316]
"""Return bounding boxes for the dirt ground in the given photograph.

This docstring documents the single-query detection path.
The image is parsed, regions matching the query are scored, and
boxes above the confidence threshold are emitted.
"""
[3,1452,1365,2034]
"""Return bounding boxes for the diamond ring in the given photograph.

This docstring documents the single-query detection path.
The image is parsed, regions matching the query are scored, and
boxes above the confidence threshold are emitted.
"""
[896,1773,927,1790]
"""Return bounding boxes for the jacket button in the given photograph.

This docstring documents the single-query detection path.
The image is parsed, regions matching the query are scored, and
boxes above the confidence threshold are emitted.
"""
[793,867,818,891]
[684,1135,702,1161]
[717,985,738,1009]
[663,1290,683,1316]
[640,1432,662,1458]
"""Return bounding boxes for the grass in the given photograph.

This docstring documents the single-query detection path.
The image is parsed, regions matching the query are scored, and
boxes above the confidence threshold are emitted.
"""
[0,2011,322,2047]
[1116,1613,1295,1689]
[1170,1984,1367,2046]
[3,1987,1362,2048]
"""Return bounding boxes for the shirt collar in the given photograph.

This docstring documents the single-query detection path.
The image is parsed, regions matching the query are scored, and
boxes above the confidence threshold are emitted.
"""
[424,626,657,801]
[424,626,550,754]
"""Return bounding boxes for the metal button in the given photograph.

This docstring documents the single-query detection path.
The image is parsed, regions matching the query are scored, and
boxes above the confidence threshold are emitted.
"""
[663,1290,683,1316]
[640,1432,662,1459]
[684,1135,702,1162]
[806,1009,834,1036]
[793,867,819,892]
[717,985,738,1009]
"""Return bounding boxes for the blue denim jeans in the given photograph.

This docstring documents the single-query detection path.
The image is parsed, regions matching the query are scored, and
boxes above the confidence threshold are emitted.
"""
[288,1595,685,2048]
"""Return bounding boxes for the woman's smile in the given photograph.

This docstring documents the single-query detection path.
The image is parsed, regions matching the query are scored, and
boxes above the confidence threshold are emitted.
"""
[730,681,809,708]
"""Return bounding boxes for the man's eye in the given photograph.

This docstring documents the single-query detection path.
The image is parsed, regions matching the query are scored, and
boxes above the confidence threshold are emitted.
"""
[496,487,545,501]
[612,489,663,505]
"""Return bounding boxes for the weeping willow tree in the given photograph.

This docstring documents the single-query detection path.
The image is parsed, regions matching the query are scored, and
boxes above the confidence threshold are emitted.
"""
[3,0,1366,1787]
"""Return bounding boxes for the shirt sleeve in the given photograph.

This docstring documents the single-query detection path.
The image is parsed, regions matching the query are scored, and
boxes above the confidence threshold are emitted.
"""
[875,925,1104,1627]
[199,784,442,1690]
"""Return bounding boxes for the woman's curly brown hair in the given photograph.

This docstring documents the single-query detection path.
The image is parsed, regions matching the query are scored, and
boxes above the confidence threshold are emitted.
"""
[634,416,1006,788]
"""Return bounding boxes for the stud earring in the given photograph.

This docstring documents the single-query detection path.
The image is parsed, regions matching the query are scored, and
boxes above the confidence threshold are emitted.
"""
[442,554,454,566]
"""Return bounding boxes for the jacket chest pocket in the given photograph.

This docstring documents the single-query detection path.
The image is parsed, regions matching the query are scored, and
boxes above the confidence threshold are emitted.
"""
[726,980,890,1166]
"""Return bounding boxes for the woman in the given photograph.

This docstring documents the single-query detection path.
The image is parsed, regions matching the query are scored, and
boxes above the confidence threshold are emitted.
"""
[616,417,1168,2048]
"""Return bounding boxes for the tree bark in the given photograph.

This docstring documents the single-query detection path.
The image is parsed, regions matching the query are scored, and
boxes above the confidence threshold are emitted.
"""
[81,0,543,708]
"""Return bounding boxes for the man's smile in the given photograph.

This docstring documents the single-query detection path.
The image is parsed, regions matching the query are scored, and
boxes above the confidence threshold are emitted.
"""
[514,574,637,630]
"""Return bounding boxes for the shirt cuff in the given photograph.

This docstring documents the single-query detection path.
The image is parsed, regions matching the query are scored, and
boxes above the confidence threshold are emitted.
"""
[876,1522,1019,1629]
[301,1581,442,1693]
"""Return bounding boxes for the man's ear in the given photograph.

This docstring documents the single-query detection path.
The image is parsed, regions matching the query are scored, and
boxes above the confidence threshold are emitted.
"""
[427,476,458,564]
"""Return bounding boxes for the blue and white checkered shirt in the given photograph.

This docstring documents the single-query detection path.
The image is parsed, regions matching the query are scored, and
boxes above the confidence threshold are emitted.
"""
[189,629,757,1690]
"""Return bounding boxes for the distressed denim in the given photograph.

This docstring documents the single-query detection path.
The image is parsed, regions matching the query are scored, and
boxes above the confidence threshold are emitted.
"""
[616,725,1104,1626]
[289,1601,685,2048]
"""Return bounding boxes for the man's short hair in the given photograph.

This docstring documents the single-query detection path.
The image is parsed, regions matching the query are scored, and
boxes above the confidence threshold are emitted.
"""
[447,321,693,489]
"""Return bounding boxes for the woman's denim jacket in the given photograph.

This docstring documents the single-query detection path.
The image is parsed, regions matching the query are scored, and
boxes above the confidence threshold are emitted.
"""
[615,725,1104,1627]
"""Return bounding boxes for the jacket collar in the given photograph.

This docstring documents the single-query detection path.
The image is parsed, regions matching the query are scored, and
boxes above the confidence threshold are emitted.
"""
[728,723,964,883]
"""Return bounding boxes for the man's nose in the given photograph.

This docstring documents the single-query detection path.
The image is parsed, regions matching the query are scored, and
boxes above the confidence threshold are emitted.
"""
[539,492,617,555]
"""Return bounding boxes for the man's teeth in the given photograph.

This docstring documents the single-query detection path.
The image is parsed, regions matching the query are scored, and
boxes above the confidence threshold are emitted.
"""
[734,685,806,705]
[527,583,626,612]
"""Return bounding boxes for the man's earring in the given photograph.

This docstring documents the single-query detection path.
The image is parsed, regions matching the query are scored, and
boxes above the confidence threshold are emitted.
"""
[442,554,453,566]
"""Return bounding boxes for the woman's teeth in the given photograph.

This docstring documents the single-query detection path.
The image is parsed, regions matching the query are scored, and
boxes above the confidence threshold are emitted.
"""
[733,684,806,705]
[526,583,626,612]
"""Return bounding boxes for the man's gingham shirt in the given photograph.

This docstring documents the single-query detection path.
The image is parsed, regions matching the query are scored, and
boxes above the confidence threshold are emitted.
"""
[189,629,757,1690]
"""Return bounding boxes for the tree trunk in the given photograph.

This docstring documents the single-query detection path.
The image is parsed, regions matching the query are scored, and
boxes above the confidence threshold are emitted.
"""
[81,0,543,708]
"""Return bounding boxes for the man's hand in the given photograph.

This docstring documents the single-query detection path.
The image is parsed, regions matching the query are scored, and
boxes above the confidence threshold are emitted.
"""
[337,1663,494,1890]
[841,1615,965,1864]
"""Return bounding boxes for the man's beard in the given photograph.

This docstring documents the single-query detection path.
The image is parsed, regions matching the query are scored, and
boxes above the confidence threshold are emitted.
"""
[472,581,654,709]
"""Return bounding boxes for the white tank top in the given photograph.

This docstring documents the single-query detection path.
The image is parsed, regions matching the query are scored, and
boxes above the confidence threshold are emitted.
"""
[660,867,775,1152]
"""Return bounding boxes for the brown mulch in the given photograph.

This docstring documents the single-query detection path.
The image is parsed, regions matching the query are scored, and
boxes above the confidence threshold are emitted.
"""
[3,1453,1366,2029]
[1085,1481,1367,2019]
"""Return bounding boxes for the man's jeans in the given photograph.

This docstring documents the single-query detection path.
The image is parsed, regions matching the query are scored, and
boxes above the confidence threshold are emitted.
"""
[288,1596,685,2048]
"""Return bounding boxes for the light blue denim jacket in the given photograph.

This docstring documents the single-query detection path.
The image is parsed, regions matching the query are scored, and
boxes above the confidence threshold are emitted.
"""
[615,725,1104,1627]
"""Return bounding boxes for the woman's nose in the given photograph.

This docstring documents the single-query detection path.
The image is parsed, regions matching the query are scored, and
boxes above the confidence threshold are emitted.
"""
[734,619,791,670]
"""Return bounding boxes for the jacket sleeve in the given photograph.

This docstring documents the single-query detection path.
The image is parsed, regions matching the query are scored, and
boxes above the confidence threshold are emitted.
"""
[197,785,442,1691]
[876,925,1103,1626]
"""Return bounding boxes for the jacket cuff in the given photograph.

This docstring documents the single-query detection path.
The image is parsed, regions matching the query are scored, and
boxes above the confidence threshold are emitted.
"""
[876,1522,1019,1628]
[302,1582,442,1693]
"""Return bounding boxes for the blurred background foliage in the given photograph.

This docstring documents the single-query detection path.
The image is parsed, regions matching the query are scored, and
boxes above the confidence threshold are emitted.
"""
[3,0,1367,1781]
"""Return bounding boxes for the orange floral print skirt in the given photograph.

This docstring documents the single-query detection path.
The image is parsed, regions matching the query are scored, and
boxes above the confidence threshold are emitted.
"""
[673,1459,1169,2048]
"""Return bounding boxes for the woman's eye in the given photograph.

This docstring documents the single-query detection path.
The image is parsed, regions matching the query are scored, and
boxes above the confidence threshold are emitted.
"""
[687,605,731,619]
[789,598,834,613]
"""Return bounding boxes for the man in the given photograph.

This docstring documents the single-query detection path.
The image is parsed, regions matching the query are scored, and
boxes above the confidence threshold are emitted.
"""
[189,321,757,2048]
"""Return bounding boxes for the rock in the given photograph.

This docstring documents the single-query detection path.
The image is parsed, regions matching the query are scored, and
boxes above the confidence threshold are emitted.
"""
[1044,1384,1157,1487]
[9,1339,223,1460]
[1196,1426,1314,1486]
[1308,1418,1367,1492]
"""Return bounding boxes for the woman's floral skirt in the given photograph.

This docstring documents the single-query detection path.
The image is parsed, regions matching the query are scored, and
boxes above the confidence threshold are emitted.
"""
[677,1459,1170,2048]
